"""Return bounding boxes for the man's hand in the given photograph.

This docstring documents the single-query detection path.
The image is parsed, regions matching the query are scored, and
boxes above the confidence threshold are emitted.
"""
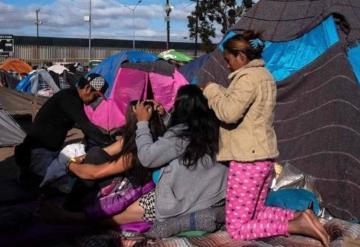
[134,101,153,122]
[74,155,86,163]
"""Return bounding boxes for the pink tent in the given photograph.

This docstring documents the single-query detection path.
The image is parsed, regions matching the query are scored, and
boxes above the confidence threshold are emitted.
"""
[85,66,188,131]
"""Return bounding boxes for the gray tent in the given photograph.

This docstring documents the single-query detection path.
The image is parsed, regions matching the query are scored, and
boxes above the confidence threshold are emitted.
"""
[0,105,26,147]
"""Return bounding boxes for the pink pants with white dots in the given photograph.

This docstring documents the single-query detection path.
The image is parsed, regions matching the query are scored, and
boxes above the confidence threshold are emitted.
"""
[226,160,295,240]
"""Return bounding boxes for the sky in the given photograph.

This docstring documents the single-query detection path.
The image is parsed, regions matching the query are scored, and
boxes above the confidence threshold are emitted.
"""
[0,0,228,43]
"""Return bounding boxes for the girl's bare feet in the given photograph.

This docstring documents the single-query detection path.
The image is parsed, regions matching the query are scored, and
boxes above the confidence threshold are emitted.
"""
[288,211,330,247]
[304,209,330,245]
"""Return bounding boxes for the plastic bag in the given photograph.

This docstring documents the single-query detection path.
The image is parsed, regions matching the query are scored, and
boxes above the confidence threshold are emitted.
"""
[271,162,333,219]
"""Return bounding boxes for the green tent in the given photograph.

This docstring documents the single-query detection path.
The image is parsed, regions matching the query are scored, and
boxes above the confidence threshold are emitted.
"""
[158,49,193,63]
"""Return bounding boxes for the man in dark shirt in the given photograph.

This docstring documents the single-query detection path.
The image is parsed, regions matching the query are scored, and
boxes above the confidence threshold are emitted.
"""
[15,73,112,185]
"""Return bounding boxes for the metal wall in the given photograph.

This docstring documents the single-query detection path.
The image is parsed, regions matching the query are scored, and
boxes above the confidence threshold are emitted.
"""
[10,45,194,64]
[0,36,199,64]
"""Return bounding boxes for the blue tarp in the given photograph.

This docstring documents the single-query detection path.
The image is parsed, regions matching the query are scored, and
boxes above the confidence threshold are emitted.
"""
[263,16,339,82]
[126,50,158,64]
[89,50,158,97]
[348,44,360,85]
[16,73,33,93]
[218,31,237,52]
[15,70,60,94]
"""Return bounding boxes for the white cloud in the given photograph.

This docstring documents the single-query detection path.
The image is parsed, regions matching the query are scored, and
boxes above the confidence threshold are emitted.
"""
[0,0,225,42]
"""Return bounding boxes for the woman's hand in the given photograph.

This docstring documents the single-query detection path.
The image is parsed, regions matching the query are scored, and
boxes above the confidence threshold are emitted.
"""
[150,100,166,116]
[134,101,153,122]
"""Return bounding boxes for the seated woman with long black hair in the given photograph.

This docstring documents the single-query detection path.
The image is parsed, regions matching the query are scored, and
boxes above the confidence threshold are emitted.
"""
[61,100,166,213]
[102,84,228,226]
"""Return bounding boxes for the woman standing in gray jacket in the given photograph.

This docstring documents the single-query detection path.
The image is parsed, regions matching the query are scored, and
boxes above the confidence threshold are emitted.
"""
[107,85,228,225]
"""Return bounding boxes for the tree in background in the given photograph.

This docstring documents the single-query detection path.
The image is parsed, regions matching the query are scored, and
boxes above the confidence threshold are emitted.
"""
[187,0,253,52]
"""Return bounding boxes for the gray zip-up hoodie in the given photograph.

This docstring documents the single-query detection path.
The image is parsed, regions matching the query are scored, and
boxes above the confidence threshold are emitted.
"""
[135,121,228,221]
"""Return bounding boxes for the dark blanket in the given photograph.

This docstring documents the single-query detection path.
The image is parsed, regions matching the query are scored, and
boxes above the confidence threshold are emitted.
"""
[197,0,360,89]
[196,44,360,220]
[192,1,360,220]
[231,0,360,45]
[275,44,360,221]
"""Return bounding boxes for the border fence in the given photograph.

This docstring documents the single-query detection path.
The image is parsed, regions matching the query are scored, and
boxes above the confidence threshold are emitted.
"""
[0,35,198,65]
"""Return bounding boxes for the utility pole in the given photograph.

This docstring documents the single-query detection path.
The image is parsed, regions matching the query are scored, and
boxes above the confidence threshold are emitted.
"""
[35,9,41,63]
[166,0,170,49]
[89,0,92,62]
[164,0,172,50]
[194,0,199,57]
[122,0,142,49]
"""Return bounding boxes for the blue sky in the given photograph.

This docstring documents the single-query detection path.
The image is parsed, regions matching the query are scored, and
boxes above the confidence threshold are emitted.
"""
[0,0,204,42]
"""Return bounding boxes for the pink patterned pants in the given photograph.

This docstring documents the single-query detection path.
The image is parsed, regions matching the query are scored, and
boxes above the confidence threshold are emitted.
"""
[226,160,295,240]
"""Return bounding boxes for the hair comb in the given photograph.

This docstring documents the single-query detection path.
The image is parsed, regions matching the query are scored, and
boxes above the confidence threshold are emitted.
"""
[249,38,264,49]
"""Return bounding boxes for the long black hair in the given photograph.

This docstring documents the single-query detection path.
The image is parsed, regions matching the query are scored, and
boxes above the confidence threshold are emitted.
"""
[116,100,166,186]
[168,85,219,168]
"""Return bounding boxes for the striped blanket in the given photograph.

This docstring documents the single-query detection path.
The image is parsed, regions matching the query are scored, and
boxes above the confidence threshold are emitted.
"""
[274,44,360,221]
[75,218,360,247]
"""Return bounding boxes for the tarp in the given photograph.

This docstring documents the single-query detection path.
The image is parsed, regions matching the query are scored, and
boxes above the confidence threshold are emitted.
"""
[89,51,158,98]
[262,16,339,81]
[0,59,32,75]
[216,15,340,82]
[16,69,60,96]
[0,107,26,147]
[158,49,193,63]
[348,44,360,85]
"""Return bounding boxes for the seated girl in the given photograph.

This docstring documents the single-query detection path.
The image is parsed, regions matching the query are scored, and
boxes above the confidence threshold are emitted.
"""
[62,100,166,212]
[102,84,228,226]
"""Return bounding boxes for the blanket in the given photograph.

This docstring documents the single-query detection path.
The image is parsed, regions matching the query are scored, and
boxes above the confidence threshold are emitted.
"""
[112,218,360,247]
